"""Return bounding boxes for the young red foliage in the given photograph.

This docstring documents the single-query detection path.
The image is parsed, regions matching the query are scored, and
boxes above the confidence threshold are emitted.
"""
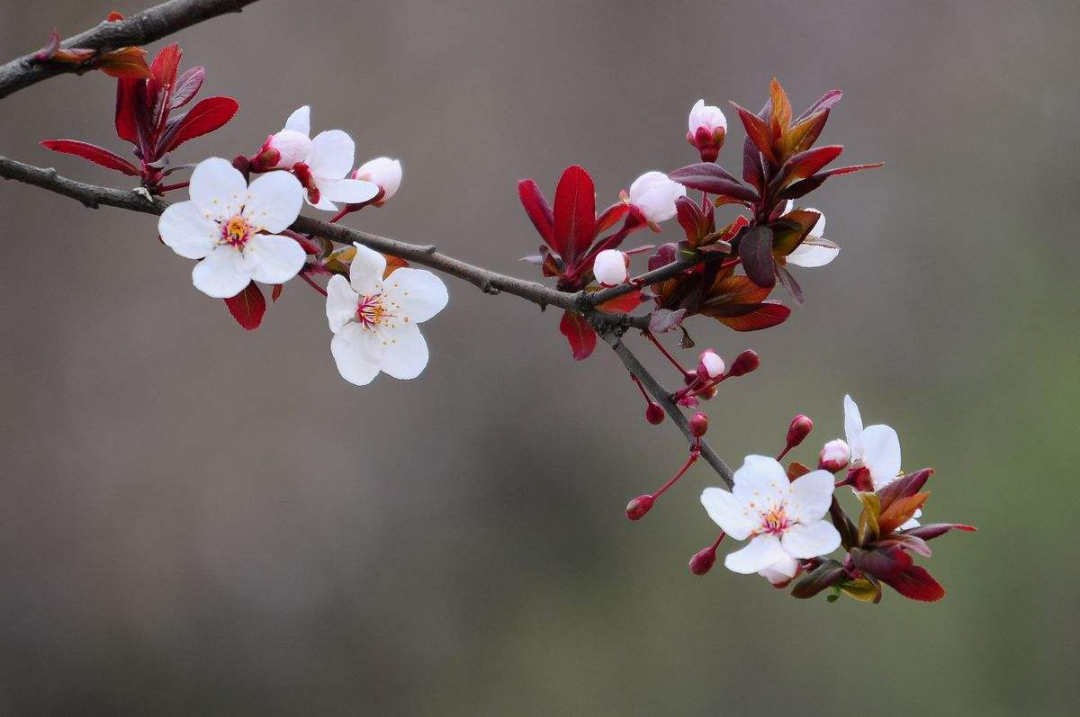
[224,282,267,331]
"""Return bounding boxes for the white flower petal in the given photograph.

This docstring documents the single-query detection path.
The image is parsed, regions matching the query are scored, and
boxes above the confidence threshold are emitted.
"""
[306,193,340,211]
[283,105,310,136]
[331,322,382,386]
[899,509,923,531]
[787,469,835,523]
[355,157,402,200]
[844,395,865,459]
[191,246,250,298]
[158,201,219,259]
[758,554,799,584]
[781,520,841,559]
[383,268,449,324]
[326,274,358,334]
[804,207,826,236]
[593,249,628,286]
[700,487,756,540]
[378,322,429,380]
[628,171,686,224]
[243,170,303,233]
[307,129,355,180]
[349,243,386,296]
[189,157,247,220]
[732,455,789,510]
[862,424,902,489]
[724,535,787,574]
[786,237,839,268]
[318,177,380,204]
[266,129,311,168]
[244,234,306,285]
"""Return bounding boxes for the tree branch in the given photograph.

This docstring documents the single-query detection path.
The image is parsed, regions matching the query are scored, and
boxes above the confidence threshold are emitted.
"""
[0,0,260,100]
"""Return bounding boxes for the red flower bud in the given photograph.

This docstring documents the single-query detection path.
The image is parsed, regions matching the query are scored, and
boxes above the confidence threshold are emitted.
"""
[688,545,717,575]
[625,494,655,521]
[728,350,760,377]
[786,414,813,449]
[689,412,709,438]
[698,384,718,401]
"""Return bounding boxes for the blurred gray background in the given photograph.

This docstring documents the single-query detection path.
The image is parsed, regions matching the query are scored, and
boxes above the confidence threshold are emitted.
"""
[1,0,1078,714]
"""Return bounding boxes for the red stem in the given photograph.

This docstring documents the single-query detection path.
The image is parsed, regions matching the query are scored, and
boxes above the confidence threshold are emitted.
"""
[652,449,700,500]
[158,181,189,193]
[299,271,328,296]
[644,330,688,374]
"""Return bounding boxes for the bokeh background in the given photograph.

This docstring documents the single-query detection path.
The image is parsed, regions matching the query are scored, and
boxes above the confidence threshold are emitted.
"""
[2,0,1078,714]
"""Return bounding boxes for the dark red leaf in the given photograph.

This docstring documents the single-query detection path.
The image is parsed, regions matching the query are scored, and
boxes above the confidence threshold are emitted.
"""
[517,179,556,250]
[595,202,629,236]
[795,89,843,123]
[779,162,884,200]
[271,283,283,302]
[559,309,596,360]
[738,225,776,288]
[553,165,596,265]
[742,134,764,191]
[771,145,844,191]
[702,275,771,310]
[39,139,139,176]
[902,523,977,542]
[714,301,790,332]
[791,560,846,599]
[776,263,803,305]
[159,96,239,153]
[648,308,687,333]
[878,468,934,512]
[150,43,182,87]
[224,281,266,330]
[778,110,830,158]
[97,47,152,79]
[114,78,142,145]
[669,163,759,202]
[675,196,708,244]
[170,66,205,110]
[851,545,913,581]
[883,565,946,603]
[596,289,642,314]
[731,102,776,164]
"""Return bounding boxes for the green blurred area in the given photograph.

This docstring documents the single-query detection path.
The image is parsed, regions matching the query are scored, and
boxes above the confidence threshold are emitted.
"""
[1,0,1078,714]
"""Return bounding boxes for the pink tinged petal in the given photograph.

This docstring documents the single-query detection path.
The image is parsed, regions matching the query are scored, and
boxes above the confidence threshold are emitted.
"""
[307,130,355,180]
[758,554,799,584]
[331,323,383,386]
[724,535,787,574]
[862,424,902,489]
[284,105,311,136]
[786,237,839,268]
[192,246,251,298]
[383,268,448,324]
[326,274,358,333]
[781,520,841,559]
[267,130,311,168]
[700,487,756,540]
[349,243,386,296]
[355,157,402,199]
[244,234,306,285]
[158,201,218,259]
[732,455,790,509]
[189,157,247,220]
[243,170,304,233]
[378,322,429,380]
[317,177,379,204]
[787,469,836,523]
[844,394,865,458]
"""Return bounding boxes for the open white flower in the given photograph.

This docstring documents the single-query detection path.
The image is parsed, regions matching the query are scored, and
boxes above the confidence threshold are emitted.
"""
[592,249,628,286]
[158,157,306,299]
[782,201,839,268]
[268,106,379,211]
[326,243,448,386]
[844,394,902,491]
[701,455,841,575]
[628,171,686,224]
[353,157,403,205]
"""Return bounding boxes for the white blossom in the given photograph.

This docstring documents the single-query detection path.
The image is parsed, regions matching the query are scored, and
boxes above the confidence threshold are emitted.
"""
[688,99,727,136]
[698,349,725,379]
[326,243,448,386]
[844,394,902,491]
[158,157,306,299]
[628,171,686,224]
[353,157,403,205]
[783,200,839,268]
[592,249,628,286]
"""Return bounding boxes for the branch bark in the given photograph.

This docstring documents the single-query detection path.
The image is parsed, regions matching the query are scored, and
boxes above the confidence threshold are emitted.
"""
[0,0,260,100]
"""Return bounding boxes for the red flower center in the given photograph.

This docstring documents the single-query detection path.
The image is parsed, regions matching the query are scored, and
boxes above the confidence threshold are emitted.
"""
[222,215,252,248]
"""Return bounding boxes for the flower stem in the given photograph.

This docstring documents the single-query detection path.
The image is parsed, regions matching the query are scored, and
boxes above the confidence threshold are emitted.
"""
[299,271,328,296]
[644,330,688,374]
[652,449,700,501]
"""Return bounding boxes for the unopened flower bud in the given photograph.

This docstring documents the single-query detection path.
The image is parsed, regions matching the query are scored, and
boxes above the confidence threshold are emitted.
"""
[626,494,655,520]
[818,439,850,472]
[697,349,725,380]
[593,249,629,286]
[689,412,709,438]
[645,402,665,425]
[688,545,717,575]
[728,349,760,377]
[786,414,813,450]
[259,129,312,170]
[686,99,727,163]
[628,171,686,224]
[698,384,718,401]
[353,157,402,205]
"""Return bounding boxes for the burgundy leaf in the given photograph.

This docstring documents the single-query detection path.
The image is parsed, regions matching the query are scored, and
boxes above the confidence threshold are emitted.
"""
[731,102,776,164]
[595,202,630,236]
[553,165,596,265]
[159,96,239,153]
[877,468,934,512]
[850,545,913,581]
[713,301,790,332]
[223,281,266,330]
[795,88,843,123]
[883,565,946,603]
[771,145,844,191]
[791,560,846,599]
[170,66,205,109]
[738,225,776,288]
[779,162,884,200]
[559,309,596,360]
[776,263,804,305]
[648,308,687,333]
[517,179,556,250]
[596,290,643,314]
[669,163,759,202]
[40,139,139,176]
[114,78,141,144]
[902,523,977,542]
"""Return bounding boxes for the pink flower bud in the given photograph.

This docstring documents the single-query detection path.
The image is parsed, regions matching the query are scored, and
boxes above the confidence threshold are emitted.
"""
[353,157,402,204]
[688,545,717,575]
[686,99,727,163]
[593,249,629,286]
[728,349,760,377]
[645,403,665,425]
[697,349,725,380]
[818,439,850,472]
[689,412,709,438]
[786,414,813,449]
[698,384,717,401]
[626,494,655,520]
